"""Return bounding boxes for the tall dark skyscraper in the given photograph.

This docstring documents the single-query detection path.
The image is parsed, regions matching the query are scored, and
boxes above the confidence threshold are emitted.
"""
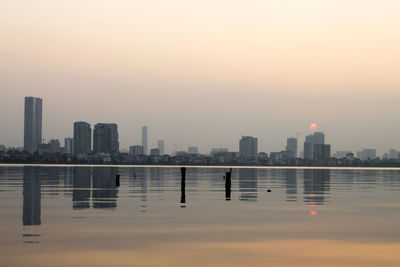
[304,132,329,160]
[24,97,42,153]
[313,132,325,145]
[142,126,148,155]
[73,122,92,156]
[93,123,119,155]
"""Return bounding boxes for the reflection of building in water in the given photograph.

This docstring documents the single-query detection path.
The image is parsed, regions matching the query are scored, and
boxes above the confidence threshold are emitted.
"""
[129,167,148,212]
[64,167,73,197]
[150,167,164,190]
[42,167,61,197]
[129,167,147,201]
[239,168,258,201]
[285,169,297,202]
[303,169,331,205]
[23,167,41,225]
[92,168,118,209]
[73,167,91,209]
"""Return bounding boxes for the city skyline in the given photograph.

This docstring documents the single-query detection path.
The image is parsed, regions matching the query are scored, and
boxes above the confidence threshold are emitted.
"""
[1,1,399,154]
[1,95,399,156]
[3,92,398,155]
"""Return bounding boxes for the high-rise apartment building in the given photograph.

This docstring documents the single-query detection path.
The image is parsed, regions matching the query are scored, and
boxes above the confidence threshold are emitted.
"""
[64,138,74,154]
[157,140,165,155]
[93,123,119,155]
[239,136,258,159]
[24,97,42,153]
[285,138,297,158]
[73,122,91,156]
[142,126,148,155]
[313,144,331,160]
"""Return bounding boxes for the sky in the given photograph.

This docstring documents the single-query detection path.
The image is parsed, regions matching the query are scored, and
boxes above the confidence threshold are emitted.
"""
[0,0,399,155]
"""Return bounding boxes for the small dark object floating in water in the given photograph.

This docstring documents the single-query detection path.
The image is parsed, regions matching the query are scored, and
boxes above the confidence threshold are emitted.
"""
[267,189,271,192]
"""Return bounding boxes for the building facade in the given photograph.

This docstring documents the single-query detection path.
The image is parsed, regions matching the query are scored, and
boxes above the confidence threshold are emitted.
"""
[303,134,314,160]
[64,138,74,155]
[73,122,92,156]
[129,145,144,156]
[285,138,297,158]
[150,148,160,156]
[24,97,43,153]
[93,123,119,155]
[239,136,258,159]
[142,126,148,155]
[157,140,165,155]
[313,144,331,160]
[304,132,327,160]
[359,149,377,160]
[48,139,60,154]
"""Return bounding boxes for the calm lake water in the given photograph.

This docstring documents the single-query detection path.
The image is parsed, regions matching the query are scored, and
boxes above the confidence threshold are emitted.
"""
[1,165,400,266]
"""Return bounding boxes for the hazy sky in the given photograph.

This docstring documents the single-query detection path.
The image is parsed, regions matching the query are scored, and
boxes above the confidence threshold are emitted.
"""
[1,0,399,154]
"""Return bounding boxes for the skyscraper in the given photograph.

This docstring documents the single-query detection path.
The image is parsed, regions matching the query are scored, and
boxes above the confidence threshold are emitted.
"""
[304,132,328,160]
[24,96,42,153]
[142,126,148,155]
[239,136,258,159]
[73,122,91,156]
[285,138,297,158]
[313,144,331,160]
[157,140,164,155]
[93,123,119,155]
[313,132,325,145]
[303,134,314,160]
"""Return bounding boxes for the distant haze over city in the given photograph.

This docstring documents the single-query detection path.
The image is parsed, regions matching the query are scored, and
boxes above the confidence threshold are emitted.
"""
[1,0,399,154]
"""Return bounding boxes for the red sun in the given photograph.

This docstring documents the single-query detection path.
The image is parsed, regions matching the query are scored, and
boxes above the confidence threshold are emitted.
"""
[309,123,318,132]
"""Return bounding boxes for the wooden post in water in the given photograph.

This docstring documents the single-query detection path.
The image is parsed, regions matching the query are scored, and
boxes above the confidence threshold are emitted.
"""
[116,175,120,187]
[225,169,231,201]
[180,167,186,205]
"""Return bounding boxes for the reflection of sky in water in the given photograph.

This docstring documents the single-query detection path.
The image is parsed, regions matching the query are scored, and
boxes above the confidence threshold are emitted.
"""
[1,166,400,266]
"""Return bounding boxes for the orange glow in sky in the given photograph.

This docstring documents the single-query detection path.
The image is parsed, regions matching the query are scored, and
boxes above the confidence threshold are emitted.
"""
[310,124,318,132]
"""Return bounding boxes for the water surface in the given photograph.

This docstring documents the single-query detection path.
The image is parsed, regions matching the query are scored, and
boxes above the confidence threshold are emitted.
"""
[0,165,400,266]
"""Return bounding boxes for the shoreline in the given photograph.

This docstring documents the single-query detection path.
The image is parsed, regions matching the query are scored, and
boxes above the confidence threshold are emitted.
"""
[1,163,400,170]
